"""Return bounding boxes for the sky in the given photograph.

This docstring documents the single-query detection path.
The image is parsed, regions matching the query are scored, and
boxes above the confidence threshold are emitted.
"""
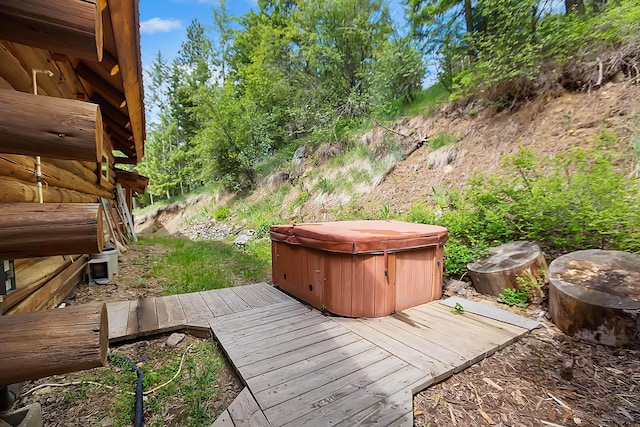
[138,0,408,72]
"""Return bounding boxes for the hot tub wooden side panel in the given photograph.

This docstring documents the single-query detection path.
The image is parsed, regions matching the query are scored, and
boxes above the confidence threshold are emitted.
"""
[323,252,394,318]
[272,242,323,309]
[394,247,442,312]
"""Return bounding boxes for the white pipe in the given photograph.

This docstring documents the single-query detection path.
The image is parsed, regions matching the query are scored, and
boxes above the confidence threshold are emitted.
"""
[36,156,43,203]
[31,69,53,204]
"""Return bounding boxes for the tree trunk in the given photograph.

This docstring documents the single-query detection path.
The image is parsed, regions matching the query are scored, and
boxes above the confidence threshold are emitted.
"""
[0,89,103,162]
[0,0,103,62]
[464,0,474,34]
[565,0,585,15]
[549,249,640,348]
[467,241,548,296]
[0,303,108,385]
[0,203,103,259]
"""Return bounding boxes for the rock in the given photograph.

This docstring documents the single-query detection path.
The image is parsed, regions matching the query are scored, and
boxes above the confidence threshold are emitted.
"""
[0,403,42,427]
[265,171,289,192]
[292,145,308,164]
[426,146,457,169]
[101,418,114,427]
[166,333,186,348]
[446,280,468,294]
[233,230,255,246]
[315,143,341,161]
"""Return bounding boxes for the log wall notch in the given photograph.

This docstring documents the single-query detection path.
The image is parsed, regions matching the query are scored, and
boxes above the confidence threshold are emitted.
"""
[0,203,104,259]
[0,0,103,63]
[0,89,103,162]
[0,303,108,385]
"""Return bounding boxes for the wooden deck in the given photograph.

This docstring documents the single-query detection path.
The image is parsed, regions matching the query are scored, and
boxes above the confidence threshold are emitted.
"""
[107,283,539,426]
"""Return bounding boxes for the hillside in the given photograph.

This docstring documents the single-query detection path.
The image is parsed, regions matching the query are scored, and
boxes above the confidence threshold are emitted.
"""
[136,80,639,246]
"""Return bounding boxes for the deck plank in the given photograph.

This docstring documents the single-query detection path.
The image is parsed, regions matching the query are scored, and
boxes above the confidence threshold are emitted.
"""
[246,339,375,393]
[228,388,271,427]
[178,292,214,328]
[400,305,511,340]
[264,356,406,426]
[103,287,538,426]
[428,303,529,336]
[224,322,347,368]
[211,305,311,337]
[333,317,455,382]
[125,299,140,339]
[439,296,540,330]
[137,297,159,335]
[240,332,363,380]
[200,289,235,317]
[369,316,501,370]
[232,285,272,309]
[216,287,252,313]
[211,409,234,427]
[400,304,524,350]
[243,283,281,305]
[255,346,391,410]
[107,301,129,340]
[255,282,291,303]
[282,364,426,427]
[156,295,187,331]
[219,312,329,351]
[334,388,413,427]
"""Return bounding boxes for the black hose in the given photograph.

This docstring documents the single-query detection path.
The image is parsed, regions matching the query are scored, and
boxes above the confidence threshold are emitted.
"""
[108,352,144,427]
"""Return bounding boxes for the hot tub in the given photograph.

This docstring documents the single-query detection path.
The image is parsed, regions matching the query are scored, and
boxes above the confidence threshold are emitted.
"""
[270,220,448,317]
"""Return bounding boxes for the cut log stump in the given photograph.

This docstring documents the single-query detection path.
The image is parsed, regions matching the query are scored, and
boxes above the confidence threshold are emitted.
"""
[0,303,108,385]
[549,249,640,348]
[467,241,548,296]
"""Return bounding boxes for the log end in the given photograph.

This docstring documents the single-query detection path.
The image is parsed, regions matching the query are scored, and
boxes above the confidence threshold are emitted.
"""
[549,249,640,348]
[467,241,547,296]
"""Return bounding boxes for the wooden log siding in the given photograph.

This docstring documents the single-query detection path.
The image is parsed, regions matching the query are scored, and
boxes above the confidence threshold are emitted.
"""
[0,177,99,203]
[0,0,104,62]
[0,89,103,162]
[3,256,74,312]
[0,203,103,259]
[0,155,112,199]
[0,303,108,385]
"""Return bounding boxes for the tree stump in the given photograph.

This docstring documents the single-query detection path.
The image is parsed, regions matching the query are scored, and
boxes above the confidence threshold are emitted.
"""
[467,241,548,296]
[549,249,640,348]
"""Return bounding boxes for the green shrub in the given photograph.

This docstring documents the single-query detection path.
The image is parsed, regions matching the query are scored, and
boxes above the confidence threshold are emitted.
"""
[213,206,230,221]
[429,133,457,150]
[405,140,640,277]
[316,177,336,194]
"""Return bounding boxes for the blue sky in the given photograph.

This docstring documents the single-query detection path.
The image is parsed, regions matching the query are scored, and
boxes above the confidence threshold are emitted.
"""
[138,0,408,70]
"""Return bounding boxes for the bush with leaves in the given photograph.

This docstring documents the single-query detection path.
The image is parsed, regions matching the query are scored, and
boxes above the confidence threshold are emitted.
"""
[405,134,640,276]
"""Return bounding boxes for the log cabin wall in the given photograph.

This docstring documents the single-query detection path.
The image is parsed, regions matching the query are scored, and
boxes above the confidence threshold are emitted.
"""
[0,0,147,316]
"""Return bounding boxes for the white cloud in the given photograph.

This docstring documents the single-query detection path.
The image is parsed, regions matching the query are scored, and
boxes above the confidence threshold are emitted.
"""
[140,18,183,35]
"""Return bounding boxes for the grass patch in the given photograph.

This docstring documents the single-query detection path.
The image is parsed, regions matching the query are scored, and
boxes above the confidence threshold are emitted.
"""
[429,132,457,150]
[142,236,270,295]
[71,336,226,427]
[401,83,448,118]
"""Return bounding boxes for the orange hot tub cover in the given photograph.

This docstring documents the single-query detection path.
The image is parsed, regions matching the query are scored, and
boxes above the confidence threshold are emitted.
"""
[269,220,448,254]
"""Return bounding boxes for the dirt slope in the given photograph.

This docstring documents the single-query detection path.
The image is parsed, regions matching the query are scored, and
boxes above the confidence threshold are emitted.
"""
[360,82,639,214]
